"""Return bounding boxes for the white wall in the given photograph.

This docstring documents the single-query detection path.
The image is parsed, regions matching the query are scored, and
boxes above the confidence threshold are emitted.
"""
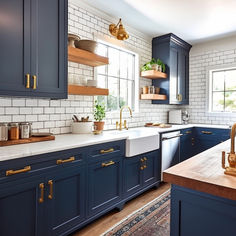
[0,0,177,134]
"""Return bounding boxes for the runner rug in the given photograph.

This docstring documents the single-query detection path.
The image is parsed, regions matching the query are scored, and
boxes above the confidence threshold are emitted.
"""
[102,189,170,236]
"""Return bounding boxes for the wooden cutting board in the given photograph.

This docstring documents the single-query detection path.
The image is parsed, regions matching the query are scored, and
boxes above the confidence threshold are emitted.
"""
[0,136,55,147]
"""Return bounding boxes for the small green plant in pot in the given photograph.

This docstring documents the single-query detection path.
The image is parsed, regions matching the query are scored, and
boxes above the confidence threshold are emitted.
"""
[94,100,106,131]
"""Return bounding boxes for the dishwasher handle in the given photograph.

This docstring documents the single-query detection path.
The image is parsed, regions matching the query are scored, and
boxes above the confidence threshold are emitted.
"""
[162,134,183,141]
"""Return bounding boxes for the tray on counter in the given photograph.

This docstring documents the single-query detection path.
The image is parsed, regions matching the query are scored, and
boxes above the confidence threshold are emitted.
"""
[0,135,55,147]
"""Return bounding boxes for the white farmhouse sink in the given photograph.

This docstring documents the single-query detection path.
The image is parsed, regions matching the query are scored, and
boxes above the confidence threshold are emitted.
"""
[108,128,160,157]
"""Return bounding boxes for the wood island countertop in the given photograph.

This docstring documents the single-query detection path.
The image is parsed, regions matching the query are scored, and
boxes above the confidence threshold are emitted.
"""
[163,139,236,201]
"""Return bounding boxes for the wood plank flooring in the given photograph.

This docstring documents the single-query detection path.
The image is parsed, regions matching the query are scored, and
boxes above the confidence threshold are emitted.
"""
[71,183,170,236]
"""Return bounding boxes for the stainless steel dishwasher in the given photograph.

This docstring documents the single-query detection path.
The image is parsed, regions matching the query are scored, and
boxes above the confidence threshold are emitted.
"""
[161,131,182,180]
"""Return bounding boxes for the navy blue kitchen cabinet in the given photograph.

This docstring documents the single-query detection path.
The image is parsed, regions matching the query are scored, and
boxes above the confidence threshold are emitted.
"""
[0,0,67,99]
[180,128,195,162]
[171,185,236,236]
[123,150,161,198]
[152,33,192,105]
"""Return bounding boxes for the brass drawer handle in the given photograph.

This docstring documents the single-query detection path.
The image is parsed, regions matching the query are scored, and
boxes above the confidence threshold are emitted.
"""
[185,131,192,134]
[100,148,114,154]
[6,166,31,176]
[26,74,30,88]
[201,131,212,135]
[177,94,182,102]
[39,183,44,203]
[48,180,53,200]
[32,75,37,89]
[140,166,144,170]
[57,156,75,165]
[101,160,115,167]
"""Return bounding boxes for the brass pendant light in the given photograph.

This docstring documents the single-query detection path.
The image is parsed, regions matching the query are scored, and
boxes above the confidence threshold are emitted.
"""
[109,18,129,40]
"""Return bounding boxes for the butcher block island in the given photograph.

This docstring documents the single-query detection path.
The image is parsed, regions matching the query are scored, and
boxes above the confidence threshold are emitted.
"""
[163,139,236,236]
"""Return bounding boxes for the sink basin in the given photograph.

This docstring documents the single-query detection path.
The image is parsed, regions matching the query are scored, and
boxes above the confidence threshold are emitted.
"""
[108,128,160,157]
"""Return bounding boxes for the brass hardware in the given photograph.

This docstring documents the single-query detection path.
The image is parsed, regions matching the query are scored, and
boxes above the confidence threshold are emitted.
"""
[143,165,147,169]
[143,157,147,161]
[222,123,236,176]
[101,160,115,167]
[186,131,192,134]
[26,74,30,88]
[124,120,128,130]
[140,166,144,170]
[6,166,31,176]
[118,106,132,131]
[109,18,129,41]
[116,121,119,130]
[48,180,53,200]
[39,183,44,203]
[177,94,182,102]
[57,156,75,165]
[201,131,212,135]
[32,75,37,89]
[100,148,114,154]
[140,158,144,162]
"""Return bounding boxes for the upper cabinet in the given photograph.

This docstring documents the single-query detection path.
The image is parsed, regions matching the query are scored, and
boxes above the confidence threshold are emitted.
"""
[0,0,68,99]
[152,33,192,105]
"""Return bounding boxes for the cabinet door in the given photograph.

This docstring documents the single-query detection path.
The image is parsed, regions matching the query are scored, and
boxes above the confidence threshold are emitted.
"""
[0,0,30,96]
[180,129,194,162]
[0,176,45,236]
[46,166,85,236]
[142,150,160,188]
[123,156,142,198]
[88,157,122,217]
[178,49,189,104]
[31,0,67,98]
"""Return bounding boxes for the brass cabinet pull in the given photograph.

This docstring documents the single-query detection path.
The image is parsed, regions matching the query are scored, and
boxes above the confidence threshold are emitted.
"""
[177,94,182,102]
[26,74,30,88]
[140,166,144,170]
[48,180,53,200]
[186,131,192,134]
[140,158,144,162]
[101,160,115,167]
[143,165,147,169]
[57,156,75,165]
[6,166,31,176]
[201,131,212,135]
[100,148,114,154]
[32,75,37,89]
[39,183,44,203]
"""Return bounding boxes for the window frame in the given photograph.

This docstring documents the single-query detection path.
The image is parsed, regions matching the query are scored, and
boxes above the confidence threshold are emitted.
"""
[207,63,236,116]
[94,39,139,113]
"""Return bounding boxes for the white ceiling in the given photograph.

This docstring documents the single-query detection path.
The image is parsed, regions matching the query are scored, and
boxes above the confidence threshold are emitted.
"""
[83,0,236,44]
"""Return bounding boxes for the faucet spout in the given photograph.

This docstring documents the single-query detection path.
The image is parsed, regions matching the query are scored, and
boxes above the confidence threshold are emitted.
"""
[119,106,133,130]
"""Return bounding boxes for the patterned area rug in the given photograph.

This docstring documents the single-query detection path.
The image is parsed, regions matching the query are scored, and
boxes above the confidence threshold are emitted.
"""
[102,190,170,236]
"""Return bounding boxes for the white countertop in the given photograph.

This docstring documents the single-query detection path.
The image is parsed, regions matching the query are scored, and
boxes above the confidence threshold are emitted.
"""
[0,123,230,162]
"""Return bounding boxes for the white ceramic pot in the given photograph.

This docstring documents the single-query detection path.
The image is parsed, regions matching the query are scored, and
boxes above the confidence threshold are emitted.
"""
[72,122,93,134]
[87,79,97,87]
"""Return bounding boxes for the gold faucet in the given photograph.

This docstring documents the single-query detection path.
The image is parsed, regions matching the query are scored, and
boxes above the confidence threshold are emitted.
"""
[222,123,236,176]
[116,106,132,130]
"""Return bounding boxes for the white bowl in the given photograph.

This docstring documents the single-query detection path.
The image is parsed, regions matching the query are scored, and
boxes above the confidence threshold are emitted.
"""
[87,80,97,87]
[72,122,93,134]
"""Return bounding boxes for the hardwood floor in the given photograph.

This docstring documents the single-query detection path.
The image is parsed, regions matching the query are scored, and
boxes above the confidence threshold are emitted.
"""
[71,183,170,236]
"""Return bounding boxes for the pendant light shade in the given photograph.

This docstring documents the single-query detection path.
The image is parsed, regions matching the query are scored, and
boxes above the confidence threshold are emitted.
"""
[109,19,129,40]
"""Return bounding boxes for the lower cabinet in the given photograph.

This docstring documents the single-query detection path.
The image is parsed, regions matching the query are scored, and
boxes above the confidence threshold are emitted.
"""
[0,175,45,236]
[123,150,160,198]
[88,157,122,217]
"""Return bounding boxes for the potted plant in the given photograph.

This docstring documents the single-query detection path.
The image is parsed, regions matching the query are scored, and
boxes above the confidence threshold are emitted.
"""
[141,58,166,72]
[94,100,106,131]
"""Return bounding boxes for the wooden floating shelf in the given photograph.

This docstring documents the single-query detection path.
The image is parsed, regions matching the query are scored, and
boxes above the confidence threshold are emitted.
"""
[0,136,55,147]
[141,70,167,79]
[140,94,167,100]
[68,46,109,67]
[68,85,109,96]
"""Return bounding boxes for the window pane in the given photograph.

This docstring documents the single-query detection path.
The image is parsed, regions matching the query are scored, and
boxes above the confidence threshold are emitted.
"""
[225,70,236,91]
[225,91,236,111]
[107,77,118,111]
[96,43,107,57]
[108,48,119,77]
[128,80,134,108]
[97,96,106,108]
[128,54,134,80]
[120,79,127,108]
[212,71,224,91]
[212,92,224,111]
[97,75,106,88]
[120,51,128,79]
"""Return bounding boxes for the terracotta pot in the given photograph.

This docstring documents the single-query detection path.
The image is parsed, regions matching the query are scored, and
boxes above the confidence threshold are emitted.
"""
[94,121,105,131]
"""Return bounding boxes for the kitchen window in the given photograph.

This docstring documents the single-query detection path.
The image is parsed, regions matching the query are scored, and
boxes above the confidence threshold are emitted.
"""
[95,41,139,112]
[209,67,236,112]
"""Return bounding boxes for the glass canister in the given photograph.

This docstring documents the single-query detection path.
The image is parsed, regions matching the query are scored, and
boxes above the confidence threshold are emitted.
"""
[148,85,155,94]
[0,123,8,141]
[20,122,32,139]
[9,123,20,140]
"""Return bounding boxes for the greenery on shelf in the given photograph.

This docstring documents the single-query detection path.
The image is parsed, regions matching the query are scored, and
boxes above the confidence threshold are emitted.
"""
[141,58,166,73]
[94,100,106,121]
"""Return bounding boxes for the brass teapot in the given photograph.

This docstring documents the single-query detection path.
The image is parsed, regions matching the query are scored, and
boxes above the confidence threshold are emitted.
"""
[222,123,236,176]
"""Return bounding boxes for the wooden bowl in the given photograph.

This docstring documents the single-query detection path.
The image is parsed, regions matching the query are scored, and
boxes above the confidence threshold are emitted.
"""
[75,40,98,53]
[68,34,80,48]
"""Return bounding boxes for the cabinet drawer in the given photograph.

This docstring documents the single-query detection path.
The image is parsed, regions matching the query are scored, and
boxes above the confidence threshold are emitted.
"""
[88,140,125,163]
[0,147,86,182]
[194,128,230,141]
